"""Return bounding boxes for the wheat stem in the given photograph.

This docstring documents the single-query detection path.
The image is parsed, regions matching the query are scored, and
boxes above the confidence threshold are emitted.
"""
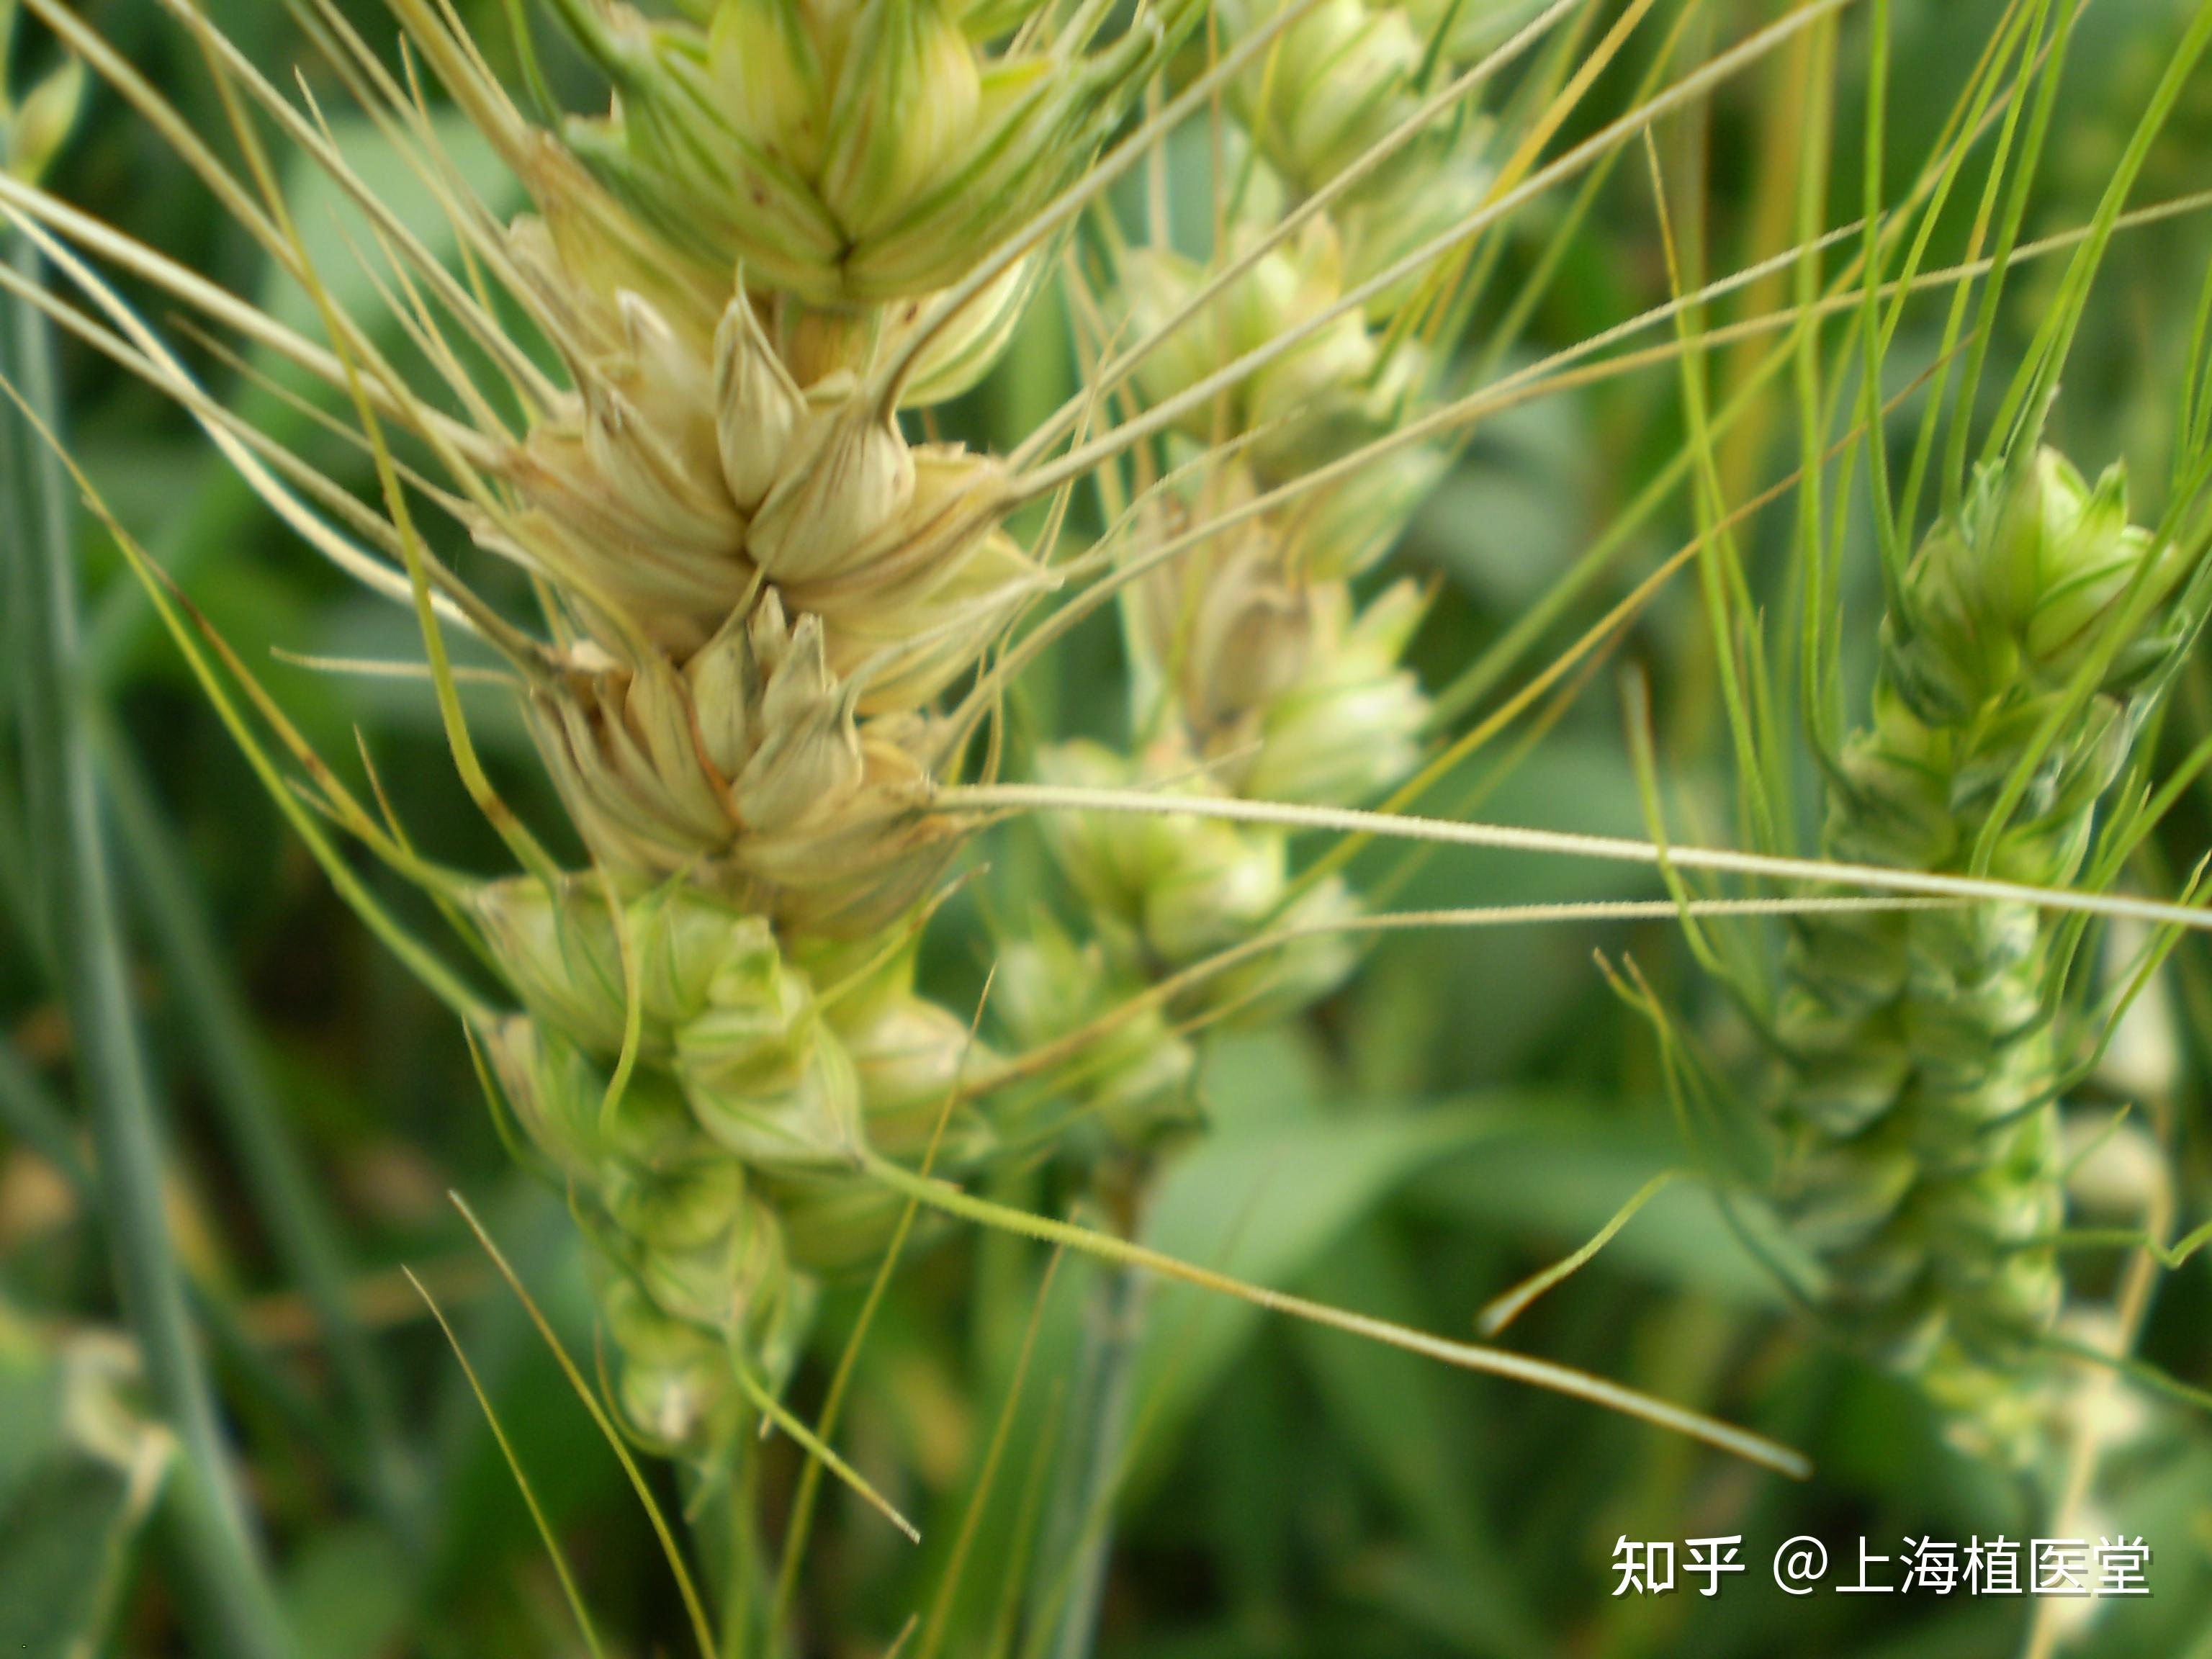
[1,232,292,1659]
[99,726,423,1542]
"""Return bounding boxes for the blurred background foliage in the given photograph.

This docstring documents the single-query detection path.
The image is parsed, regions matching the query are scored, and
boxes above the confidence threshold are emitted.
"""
[5,1,2212,1655]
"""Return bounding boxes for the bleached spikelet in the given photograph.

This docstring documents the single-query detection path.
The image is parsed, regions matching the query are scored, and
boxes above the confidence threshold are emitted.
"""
[1035,740,1290,968]
[747,379,919,583]
[1244,580,1430,804]
[714,293,809,511]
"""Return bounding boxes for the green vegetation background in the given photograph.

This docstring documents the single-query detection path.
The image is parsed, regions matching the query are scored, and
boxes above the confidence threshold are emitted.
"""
[5,1,2212,1655]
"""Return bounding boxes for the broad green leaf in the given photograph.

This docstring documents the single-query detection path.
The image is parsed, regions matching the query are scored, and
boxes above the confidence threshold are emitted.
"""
[283,1525,415,1659]
[1405,1110,1782,1309]
[1124,1091,1546,1492]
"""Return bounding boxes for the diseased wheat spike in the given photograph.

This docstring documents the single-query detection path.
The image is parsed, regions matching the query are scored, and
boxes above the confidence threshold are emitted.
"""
[1773,445,2194,1464]
[349,0,1200,1448]
[1012,0,1488,1130]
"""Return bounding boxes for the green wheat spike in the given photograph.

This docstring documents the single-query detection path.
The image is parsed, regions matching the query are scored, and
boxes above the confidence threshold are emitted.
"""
[1773,445,2199,1464]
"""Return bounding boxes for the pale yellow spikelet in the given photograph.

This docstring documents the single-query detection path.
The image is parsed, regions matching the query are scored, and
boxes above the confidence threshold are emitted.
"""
[746,379,918,583]
[713,292,808,511]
